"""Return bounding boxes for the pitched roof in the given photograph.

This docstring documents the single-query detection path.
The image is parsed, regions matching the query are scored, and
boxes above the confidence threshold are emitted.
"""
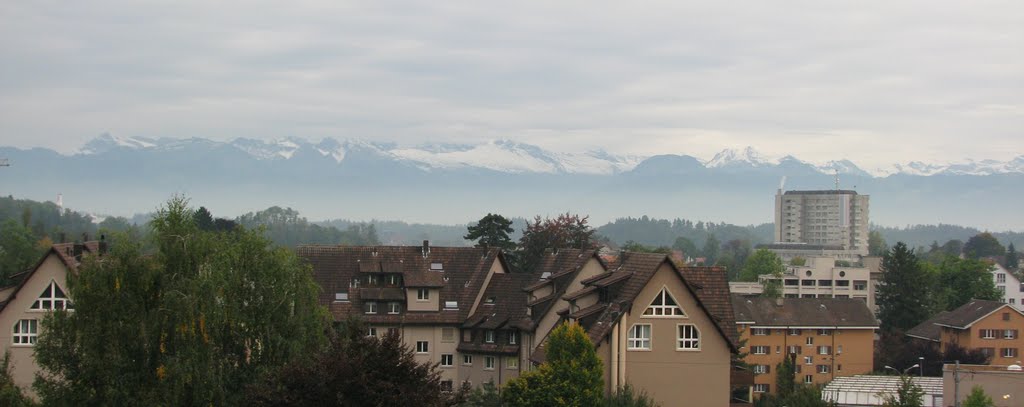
[571,253,739,352]
[931,299,1022,329]
[0,241,102,313]
[464,271,536,331]
[730,295,879,328]
[906,311,950,342]
[523,249,603,327]
[297,245,505,324]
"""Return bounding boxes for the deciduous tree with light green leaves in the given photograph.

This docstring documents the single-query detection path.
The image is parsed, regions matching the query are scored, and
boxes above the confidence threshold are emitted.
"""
[503,322,603,407]
[34,196,328,406]
[962,386,995,407]
[881,375,924,407]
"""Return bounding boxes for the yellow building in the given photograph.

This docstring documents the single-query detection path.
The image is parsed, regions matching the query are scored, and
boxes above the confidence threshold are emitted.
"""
[731,295,878,397]
[907,299,1024,364]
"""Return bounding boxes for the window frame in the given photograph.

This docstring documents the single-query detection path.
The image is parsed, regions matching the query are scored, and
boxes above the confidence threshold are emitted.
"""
[508,331,518,345]
[415,341,429,354]
[440,354,454,367]
[506,357,519,370]
[462,354,473,366]
[751,345,769,355]
[753,384,769,393]
[30,280,73,311]
[417,288,430,301]
[484,356,496,370]
[364,302,378,315]
[387,301,401,314]
[1002,348,1018,358]
[628,324,652,351]
[12,319,38,346]
[642,286,686,318]
[676,324,700,351]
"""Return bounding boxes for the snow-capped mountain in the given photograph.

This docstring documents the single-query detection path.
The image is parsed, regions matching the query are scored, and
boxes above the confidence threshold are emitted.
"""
[58,135,1024,178]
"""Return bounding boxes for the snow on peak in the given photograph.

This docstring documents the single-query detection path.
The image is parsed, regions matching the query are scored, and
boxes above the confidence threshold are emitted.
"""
[705,146,772,168]
[79,133,157,154]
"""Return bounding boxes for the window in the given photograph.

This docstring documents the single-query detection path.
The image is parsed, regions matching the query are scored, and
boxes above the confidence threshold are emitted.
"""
[753,384,769,393]
[804,375,813,384]
[1002,348,1018,358]
[753,365,769,374]
[785,279,799,286]
[804,356,813,365]
[388,302,401,314]
[818,280,832,287]
[364,302,378,314]
[386,274,401,285]
[998,273,1007,283]
[506,357,519,369]
[417,289,430,301]
[1005,330,1018,339]
[12,319,37,345]
[801,280,816,286]
[31,280,72,310]
[485,330,495,343]
[786,345,802,355]
[463,354,473,365]
[837,345,843,355]
[441,380,453,392]
[628,324,652,350]
[677,324,700,350]
[444,301,458,309]
[484,356,495,370]
[442,327,455,343]
[643,288,685,317]
[367,327,377,337]
[853,280,867,290]
[367,275,378,286]
[818,329,832,336]
[806,337,814,345]
[430,262,443,270]
[508,331,518,345]
[980,329,997,339]
[441,354,453,367]
[416,341,429,353]
[788,329,802,336]
[751,328,770,336]
[817,365,831,374]
[836,280,850,287]
[818,346,832,355]
[752,346,769,355]
[335,292,349,302]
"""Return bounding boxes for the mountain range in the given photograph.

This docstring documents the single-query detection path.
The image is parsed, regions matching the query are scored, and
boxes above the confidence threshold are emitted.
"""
[2,134,1022,230]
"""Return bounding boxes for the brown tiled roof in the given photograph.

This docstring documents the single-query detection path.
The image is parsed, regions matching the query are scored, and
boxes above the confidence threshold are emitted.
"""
[457,342,521,356]
[730,295,879,328]
[464,271,535,331]
[524,249,603,326]
[562,285,597,301]
[931,299,1021,329]
[297,245,504,324]
[906,311,950,342]
[570,253,740,352]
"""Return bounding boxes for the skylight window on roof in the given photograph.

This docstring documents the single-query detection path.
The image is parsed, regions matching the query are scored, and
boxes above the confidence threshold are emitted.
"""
[643,287,685,317]
[335,292,349,302]
[444,301,458,309]
[430,263,444,270]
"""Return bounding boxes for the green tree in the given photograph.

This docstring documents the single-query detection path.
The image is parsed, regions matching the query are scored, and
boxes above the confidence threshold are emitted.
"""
[881,375,924,407]
[877,243,932,333]
[34,196,328,406]
[193,206,215,231]
[790,256,806,266]
[933,256,1001,311]
[963,232,1006,259]
[962,385,995,407]
[465,213,516,251]
[869,230,889,256]
[620,241,672,254]
[702,234,720,265]
[503,322,603,406]
[1006,243,1019,270]
[0,219,40,283]
[740,249,785,282]
[461,380,501,407]
[606,384,659,407]
[672,236,698,260]
[248,318,460,407]
[775,354,796,399]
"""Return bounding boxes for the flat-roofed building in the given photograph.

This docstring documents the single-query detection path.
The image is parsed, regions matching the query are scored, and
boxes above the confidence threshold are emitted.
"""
[773,190,869,256]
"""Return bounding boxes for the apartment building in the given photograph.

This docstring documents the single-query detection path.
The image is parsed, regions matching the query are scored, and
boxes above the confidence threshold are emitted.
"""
[299,242,534,390]
[530,252,738,407]
[990,261,1024,310]
[906,299,1024,363]
[773,190,869,256]
[0,240,104,393]
[732,295,878,397]
[729,255,878,312]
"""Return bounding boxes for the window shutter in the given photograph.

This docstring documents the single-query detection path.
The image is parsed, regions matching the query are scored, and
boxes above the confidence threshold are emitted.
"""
[766,365,771,374]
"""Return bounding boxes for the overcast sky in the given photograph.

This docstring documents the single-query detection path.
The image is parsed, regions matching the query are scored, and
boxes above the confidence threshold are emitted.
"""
[1,1,1021,168]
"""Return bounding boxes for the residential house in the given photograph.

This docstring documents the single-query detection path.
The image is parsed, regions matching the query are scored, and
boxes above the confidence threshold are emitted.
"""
[298,242,529,391]
[0,240,104,393]
[528,252,738,407]
[906,299,1024,363]
[989,261,1024,311]
[731,295,878,397]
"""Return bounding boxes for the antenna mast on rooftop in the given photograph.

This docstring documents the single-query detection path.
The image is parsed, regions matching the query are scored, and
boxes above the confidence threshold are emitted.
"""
[834,169,839,190]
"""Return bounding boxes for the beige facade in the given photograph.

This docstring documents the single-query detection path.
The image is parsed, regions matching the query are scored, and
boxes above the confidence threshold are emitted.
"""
[730,255,877,312]
[943,364,1024,406]
[773,189,869,256]
[938,307,1024,363]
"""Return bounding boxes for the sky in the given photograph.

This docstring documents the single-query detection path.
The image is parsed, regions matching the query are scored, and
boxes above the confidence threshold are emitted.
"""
[1,1,1022,169]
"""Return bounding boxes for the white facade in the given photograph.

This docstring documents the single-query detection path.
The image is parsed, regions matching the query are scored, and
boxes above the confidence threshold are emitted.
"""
[728,256,877,312]
[774,190,869,256]
[991,263,1024,311]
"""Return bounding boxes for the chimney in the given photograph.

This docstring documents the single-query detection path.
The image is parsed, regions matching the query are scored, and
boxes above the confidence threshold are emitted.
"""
[73,243,84,262]
[99,234,108,256]
[422,240,430,257]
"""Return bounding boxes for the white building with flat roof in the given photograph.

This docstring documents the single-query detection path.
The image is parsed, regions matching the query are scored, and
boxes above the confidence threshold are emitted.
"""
[774,189,869,256]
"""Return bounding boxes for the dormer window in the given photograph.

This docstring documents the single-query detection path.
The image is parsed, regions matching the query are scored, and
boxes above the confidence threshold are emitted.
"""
[417,289,430,301]
[367,275,379,286]
[364,302,378,314]
[643,287,685,317]
[32,280,72,310]
[508,331,518,345]
[485,330,495,343]
[386,274,401,286]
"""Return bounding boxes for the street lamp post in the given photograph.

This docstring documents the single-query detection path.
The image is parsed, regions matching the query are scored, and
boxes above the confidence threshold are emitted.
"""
[919,357,924,378]
[884,364,920,376]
